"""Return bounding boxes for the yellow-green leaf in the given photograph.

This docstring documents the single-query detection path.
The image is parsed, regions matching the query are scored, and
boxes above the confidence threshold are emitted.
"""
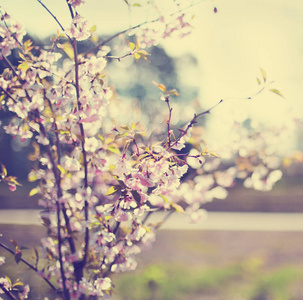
[170,202,185,213]
[256,77,261,85]
[109,164,116,171]
[63,42,74,60]
[29,188,39,197]
[260,68,266,83]
[159,194,168,203]
[107,145,121,154]
[129,42,136,51]
[270,88,284,98]
[168,89,180,96]
[28,174,38,182]
[152,81,167,93]
[1,163,7,177]
[90,25,97,34]
[137,50,150,56]
[136,37,140,50]
[106,185,119,196]
[18,61,30,71]
[98,134,105,143]
[12,281,24,287]
[134,53,141,60]
[57,164,66,175]
[120,125,130,131]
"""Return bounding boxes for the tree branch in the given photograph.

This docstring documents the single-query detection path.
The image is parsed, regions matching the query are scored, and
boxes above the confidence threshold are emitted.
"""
[0,242,57,292]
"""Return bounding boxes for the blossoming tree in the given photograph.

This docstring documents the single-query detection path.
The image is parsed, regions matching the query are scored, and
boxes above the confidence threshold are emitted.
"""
[0,0,287,299]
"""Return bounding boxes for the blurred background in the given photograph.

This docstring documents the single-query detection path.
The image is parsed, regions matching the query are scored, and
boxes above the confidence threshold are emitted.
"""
[1,0,303,299]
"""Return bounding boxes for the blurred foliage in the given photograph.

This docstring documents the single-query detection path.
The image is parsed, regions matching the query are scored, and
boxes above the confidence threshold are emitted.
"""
[112,262,303,300]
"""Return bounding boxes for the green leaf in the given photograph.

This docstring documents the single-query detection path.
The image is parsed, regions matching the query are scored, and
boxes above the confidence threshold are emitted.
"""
[57,164,66,175]
[115,132,129,140]
[28,174,38,182]
[29,188,39,197]
[260,68,266,83]
[159,194,168,203]
[133,3,141,6]
[129,42,136,51]
[120,125,130,131]
[63,42,74,60]
[270,88,284,98]
[107,145,121,154]
[106,185,120,196]
[98,134,105,143]
[1,163,7,177]
[18,61,30,71]
[5,276,12,285]
[168,89,180,96]
[12,281,24,287]
[90,25,97,34]
[256,77,261,85]
[134,53,141,61]
[152,81,167,93]
[170,202,185,213]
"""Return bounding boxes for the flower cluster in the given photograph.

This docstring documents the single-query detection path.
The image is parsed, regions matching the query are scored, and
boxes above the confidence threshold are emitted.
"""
[0,2,289,300]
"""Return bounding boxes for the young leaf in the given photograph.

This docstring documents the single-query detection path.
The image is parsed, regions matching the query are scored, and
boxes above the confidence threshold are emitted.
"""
[63,42,74,60]
[260,68,266,83]
[256,77,261,85]
[120,125,130,131]
[170,202,185,213]
[18,61,30,71]
[12,281,24,287]
[152,81,167,93]
[106,185,120,196]
[57,164,66,175]
[270,88,284,98]
[90,25,97,34]
[129,42,136,51]
[29,188,39,197]
[1,163,7,178]
[107,145,121,154]
[168,89,180,96]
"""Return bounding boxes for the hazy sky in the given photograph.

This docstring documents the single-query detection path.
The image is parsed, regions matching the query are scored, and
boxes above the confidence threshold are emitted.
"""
[2,0,303,150]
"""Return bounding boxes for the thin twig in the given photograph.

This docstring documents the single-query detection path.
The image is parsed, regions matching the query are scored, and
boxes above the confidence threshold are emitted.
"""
[85,0,206,55]
[154,210,175,230]
[2,56,18,77]
[36,0,67,33]
[0,283,17,300]
[0,242,57,291]
[0,86,18,104]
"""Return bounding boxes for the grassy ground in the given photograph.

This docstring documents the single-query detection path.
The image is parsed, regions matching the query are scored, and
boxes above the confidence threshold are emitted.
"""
[1,225,303,299]
[112,230,303,300]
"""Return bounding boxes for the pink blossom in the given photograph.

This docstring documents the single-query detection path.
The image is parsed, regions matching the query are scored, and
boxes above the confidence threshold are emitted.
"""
[68,0,85,7]
[19,284,30,299]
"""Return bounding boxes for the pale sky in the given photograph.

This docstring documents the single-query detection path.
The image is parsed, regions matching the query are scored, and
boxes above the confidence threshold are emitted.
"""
[2,0,303,152]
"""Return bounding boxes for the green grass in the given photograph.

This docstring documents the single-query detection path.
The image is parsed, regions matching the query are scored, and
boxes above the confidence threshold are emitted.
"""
[112,262,303,300]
